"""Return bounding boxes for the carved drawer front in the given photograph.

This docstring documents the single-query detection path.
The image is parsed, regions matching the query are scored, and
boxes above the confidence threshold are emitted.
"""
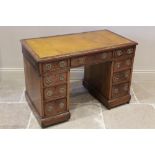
[71,51,112,67]
[44,84,67,101]
[87,51,113,64]
[113,59,132,72]
[45,98,67,117]
[113,70,131,84]
[43,72,67,87]
[43,60,68,73]
[112,83,130,99]
[114,49,125,57]
[115,47,135,58]
[71,56,86,67]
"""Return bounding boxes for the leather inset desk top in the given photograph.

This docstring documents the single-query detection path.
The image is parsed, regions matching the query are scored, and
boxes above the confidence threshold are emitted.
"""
[22,30,137,60]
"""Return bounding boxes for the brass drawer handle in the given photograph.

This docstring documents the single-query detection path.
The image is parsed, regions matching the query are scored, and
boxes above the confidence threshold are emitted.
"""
[102,53,107,59]
[47,105,53,112]
[59,87,65,93]
[59,102,65,109]
[46,90,53,97]
[59,61,66,68]
[45,63,53,71]
[116,50,123,56]
[127,48,134,54]
[59,75,65,81]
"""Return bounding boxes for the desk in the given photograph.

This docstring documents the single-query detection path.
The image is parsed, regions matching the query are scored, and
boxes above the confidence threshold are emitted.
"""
[21,30,138,128]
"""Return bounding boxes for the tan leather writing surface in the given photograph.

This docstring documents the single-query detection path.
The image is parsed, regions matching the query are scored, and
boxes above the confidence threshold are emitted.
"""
[25,30,134,59]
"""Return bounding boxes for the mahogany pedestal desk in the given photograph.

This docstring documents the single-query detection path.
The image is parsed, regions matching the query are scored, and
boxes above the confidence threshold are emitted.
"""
[21,30,138,128]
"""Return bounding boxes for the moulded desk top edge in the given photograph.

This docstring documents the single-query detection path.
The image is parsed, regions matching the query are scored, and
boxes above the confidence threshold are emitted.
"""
[21,30,138,62]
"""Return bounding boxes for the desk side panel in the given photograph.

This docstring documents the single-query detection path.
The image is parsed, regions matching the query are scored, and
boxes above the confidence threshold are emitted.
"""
[23,54,43,117]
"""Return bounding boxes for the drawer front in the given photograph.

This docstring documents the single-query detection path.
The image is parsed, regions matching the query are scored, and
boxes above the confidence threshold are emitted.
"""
[45,98,67,116]
[71,51,112,67]
[43,72,67,87]
[114,47,135,58]
[112,83,130,99]
[71,56,86,67]
[43,60,68,73]
[44,84,67,101]
[113,59,132,72]
[87,51,113,64]
[113,70,131,84]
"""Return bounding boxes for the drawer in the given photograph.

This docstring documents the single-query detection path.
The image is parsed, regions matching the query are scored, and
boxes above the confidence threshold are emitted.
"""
[45,98,67,116]
[43,72,67,87]
[71,51,112,67]
[114,47,135,58]
[87,51,113,64]
[71,56,86,67]
[113,58,132,72]
[43,60,69,73]
[113,70,131,84]
[44,84,67,101]
[112,83,130,99]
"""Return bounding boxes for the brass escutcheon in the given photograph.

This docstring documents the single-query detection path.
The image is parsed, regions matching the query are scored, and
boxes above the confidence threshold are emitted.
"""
[45,63,52,70]
[59,61,66,68]
[102,53,107,59]
[59,102,65,109]
[47,105,53,112]
[59,75,65,81]
[116,50,123,56]
[116,62,121,68]
[127,48,133,54]
[79,57,85,64]
[46,90,53,97]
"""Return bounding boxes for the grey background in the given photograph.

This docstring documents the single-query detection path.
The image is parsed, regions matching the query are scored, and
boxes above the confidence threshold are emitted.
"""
[0,26,154,71]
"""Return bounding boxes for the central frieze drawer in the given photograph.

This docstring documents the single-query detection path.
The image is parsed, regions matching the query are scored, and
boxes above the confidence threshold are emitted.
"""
[44,84,67,101]
[45,98,67,117]
[112,83,130,99]
[71,51,112,67]
[43,72,67,87]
